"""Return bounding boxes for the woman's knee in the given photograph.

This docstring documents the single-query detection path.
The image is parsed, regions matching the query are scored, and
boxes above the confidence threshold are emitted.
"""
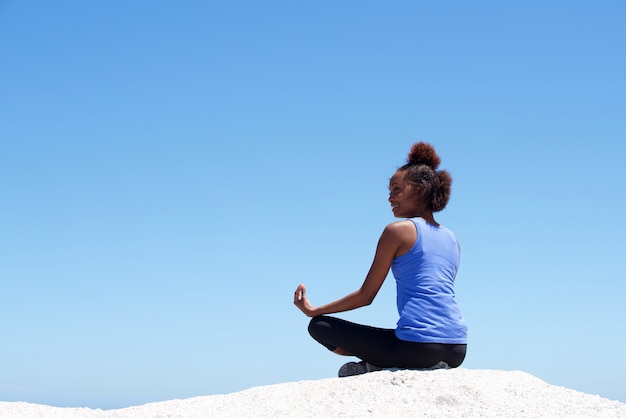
[307,315,327,339]
[445,344,467,368]
[307,315,337,351]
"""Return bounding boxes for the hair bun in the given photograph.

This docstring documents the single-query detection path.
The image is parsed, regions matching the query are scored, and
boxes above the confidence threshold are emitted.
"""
[407,142,441,169]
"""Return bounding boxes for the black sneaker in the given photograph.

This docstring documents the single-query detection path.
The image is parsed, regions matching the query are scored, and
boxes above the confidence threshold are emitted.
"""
[338,360,382,377]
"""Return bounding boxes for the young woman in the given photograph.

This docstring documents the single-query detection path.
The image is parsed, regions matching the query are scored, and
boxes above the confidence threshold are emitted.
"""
[293,142,467,377]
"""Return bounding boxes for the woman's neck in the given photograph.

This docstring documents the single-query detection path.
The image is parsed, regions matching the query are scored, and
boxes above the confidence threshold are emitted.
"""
[414,211,439,227]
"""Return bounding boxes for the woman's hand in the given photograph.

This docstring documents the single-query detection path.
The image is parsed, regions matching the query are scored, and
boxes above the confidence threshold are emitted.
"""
[294,283,317,317]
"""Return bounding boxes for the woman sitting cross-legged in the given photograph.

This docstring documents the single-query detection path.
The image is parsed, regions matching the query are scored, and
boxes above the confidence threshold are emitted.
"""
[293,141,467,377]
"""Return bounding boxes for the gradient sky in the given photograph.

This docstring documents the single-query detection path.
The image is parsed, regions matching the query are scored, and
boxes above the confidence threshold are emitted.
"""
[1,0,625,410]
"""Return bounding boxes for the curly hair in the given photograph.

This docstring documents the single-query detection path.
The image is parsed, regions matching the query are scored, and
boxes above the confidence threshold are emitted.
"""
[399,142,452,212]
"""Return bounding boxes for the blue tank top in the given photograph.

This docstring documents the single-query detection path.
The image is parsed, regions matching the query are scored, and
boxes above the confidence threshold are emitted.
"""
[391,217,467,344]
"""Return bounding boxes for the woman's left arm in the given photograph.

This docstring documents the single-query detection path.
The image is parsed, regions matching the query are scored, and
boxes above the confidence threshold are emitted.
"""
[293,222,405,317]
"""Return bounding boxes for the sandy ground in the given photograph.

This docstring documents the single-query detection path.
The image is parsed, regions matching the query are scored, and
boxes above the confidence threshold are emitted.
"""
[1,368,625,417]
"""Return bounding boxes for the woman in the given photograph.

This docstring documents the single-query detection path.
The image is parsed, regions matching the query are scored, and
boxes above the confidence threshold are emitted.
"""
[293,142,467,377]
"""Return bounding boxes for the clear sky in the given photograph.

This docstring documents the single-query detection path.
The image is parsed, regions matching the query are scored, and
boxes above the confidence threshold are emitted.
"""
[1,0,625,410]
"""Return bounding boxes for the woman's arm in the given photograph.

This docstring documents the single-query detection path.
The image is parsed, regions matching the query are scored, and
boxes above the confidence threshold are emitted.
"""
[294,222,412,317]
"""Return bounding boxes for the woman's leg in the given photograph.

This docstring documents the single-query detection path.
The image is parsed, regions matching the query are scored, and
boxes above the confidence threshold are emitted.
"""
[390,340,467,369]
[308,315,467,369]
[308,316,396,367]
[442,343,467,368]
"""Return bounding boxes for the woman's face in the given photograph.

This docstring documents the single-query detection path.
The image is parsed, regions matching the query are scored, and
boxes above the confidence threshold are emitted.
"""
[388,170,421,218]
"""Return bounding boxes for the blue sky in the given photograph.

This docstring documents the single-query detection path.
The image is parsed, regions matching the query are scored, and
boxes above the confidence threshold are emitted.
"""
[1,0,625,410]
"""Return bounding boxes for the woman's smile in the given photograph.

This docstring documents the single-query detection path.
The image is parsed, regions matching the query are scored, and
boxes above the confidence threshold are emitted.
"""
[388,172,419,218]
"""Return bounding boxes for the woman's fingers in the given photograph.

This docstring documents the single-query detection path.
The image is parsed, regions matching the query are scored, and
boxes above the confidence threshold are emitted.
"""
[294,283,306,303]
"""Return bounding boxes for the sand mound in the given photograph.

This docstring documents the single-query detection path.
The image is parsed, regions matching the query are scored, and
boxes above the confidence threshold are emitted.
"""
[1,369,625,417]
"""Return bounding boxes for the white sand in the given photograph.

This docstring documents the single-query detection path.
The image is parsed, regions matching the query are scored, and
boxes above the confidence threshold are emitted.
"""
[1,369,625,417]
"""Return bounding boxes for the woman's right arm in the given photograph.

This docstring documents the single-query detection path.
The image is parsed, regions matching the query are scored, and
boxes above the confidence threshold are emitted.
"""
[293,221,414,317]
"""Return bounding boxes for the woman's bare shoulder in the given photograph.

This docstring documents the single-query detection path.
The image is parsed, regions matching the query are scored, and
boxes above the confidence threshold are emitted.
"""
[384,219,415,232]
[382,220,417,241]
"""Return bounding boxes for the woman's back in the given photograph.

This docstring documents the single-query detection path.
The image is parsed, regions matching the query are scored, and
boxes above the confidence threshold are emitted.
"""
[392,217,466,344]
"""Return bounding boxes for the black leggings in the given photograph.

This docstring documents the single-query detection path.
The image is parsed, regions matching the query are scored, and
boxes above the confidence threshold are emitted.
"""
[308,315,466,369]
